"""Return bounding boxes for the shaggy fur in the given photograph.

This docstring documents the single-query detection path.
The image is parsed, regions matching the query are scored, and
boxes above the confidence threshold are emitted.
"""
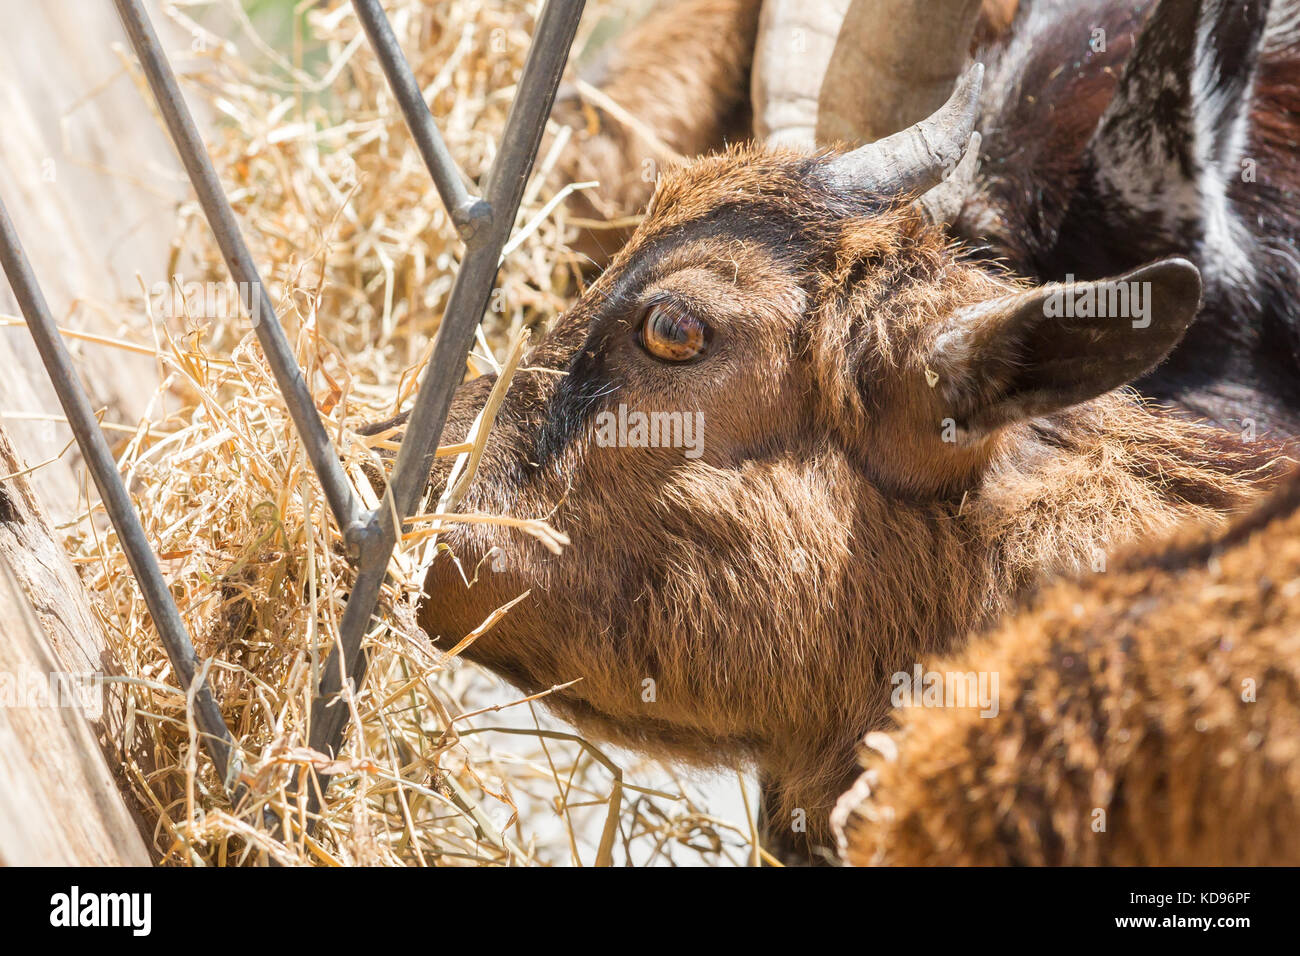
[835,466,1300,866]
[403,146,1284,860]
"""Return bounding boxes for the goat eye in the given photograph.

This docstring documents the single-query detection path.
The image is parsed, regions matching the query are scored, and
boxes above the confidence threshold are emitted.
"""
[639,302,710,362]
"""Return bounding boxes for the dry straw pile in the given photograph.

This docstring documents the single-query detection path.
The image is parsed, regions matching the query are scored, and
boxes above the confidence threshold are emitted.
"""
[68,0,758,865]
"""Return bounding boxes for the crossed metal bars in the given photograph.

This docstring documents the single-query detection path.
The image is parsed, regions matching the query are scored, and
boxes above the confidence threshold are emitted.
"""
[0,0,584,823]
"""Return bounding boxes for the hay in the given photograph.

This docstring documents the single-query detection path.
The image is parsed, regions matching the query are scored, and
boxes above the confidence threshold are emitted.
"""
[58,0,759,866]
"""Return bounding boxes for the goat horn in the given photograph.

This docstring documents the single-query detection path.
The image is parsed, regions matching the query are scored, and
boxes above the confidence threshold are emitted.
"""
[821,63,984,199]
[752,0,853,148]
[917,131,982,225]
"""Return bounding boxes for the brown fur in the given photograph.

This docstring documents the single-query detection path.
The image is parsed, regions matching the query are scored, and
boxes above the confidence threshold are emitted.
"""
[835,466,1300,866]
[405,145,1283,859]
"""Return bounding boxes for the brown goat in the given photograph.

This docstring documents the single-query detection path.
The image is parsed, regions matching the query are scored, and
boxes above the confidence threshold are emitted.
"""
[834,467,1300,866]
[393,125,1283,857]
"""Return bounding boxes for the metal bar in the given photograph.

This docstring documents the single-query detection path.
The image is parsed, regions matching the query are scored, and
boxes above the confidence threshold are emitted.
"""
[350,0,491,241]
[112,0,367,553]
[0,191,242,792]
[306,0,585,796]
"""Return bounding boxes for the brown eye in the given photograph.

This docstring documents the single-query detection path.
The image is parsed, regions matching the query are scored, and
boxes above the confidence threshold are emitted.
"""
[639,302,711,362]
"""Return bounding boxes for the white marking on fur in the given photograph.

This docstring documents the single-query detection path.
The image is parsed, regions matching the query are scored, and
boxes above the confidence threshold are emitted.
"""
[1192,1,1259,292]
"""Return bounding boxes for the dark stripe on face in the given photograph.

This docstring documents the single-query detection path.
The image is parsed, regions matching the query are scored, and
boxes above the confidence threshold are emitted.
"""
[531,340,620,474]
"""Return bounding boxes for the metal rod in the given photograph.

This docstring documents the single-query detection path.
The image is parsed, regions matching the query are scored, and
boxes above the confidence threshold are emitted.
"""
[306,0,585,795]
[0,190,242,792]
[112,0,367,552]
[350,0,491,241]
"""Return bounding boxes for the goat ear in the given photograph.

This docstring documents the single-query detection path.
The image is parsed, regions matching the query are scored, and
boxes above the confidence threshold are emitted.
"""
[934,258,1202,436]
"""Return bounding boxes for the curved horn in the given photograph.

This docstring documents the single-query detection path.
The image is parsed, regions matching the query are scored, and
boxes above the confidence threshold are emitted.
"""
[821,63,984,198]
[751,0,852,148]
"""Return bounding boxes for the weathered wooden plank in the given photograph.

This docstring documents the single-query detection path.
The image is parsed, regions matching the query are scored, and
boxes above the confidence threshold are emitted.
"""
[0,426,130,742]
[0,551,150,865]
[0,423,151,864]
